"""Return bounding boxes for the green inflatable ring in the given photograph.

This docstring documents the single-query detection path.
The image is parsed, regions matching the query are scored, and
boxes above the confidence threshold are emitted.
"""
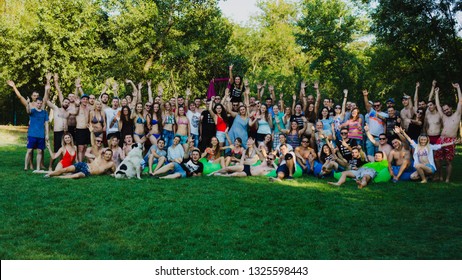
[333,160,390,183]
[199,158,222,175]
[142,163,157,174]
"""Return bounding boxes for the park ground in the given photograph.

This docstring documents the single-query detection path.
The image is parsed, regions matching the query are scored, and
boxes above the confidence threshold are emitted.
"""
[0,126,461,259]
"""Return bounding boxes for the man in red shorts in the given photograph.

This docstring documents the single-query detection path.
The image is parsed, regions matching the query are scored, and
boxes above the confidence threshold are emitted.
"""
[434,83,462,182]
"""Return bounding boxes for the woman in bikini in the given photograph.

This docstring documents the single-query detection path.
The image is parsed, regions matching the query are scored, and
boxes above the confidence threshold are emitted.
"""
[89,100,106,138]
[225,137,245,166]
[44,132,77,172]
[201,136,229,168]
[131,102,147,144]
[175,103,190,152]
[147,102,163,146]
[162,101,176,149]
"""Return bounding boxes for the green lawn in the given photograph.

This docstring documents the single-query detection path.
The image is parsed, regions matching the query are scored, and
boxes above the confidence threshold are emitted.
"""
[1,127,461,259]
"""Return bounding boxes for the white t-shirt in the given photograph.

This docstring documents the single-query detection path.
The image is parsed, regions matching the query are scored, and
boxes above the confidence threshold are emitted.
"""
[186,110,201,135]
[105,107,121,134]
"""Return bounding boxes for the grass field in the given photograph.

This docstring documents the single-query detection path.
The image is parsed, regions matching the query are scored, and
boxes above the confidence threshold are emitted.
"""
[1,126,461,260]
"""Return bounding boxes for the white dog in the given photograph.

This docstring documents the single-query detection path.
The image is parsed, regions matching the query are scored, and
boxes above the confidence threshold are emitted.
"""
[114,143,144,179]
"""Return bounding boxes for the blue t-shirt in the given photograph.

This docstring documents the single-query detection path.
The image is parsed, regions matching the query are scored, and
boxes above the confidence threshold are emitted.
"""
[28,108,49,138]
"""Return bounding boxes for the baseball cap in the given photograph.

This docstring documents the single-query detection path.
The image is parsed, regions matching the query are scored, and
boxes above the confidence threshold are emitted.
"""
[81,94,89,99]
[402,95,411,100]
[386,98,395,103]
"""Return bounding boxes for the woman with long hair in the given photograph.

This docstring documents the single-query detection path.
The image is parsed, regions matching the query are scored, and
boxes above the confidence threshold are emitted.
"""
[227,97,249,148]
[146,102,163,146]
[225,137,245,166]
[162,101,176,148]
[400,129,458,183]
[253,104,273,145]
[175,104,190,152]
[258,134,274,158]
[131,102,147,143]
[118,105,134,146]
[44,132,77,172]
[89,100,106,138]
[201,136,228,168]
[209,96,228,146]
[340,107,363,147]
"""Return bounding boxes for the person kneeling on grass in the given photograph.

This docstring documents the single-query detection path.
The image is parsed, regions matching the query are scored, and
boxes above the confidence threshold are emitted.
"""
[150,138,203,179]
[328,151,386,189]
[45,126,116,179]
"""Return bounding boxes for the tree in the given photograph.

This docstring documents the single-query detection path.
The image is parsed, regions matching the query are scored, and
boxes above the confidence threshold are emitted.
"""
[296,0,370,97]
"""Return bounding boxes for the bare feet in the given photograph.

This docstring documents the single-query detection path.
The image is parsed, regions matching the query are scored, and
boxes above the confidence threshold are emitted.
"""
[445,179,450,183]
[420,179,428,184]
[327,182,340,186]
[355,179,365,189]
[269,177,281,182]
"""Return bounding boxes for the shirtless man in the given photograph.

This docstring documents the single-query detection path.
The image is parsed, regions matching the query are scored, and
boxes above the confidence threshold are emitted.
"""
[434,84,462,182]
[424,100,442,144]
[74,92,91,162]
[364,124,392,160]
[45,134,116,179]
[387,138,411,183]
[295,136,317,173]
[400,93,415,132]
[85,127,104,162]
[54,74,77,141]
[46,97,79,170]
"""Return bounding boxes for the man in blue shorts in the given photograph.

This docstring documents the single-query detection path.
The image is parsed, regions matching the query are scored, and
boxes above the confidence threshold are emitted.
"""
[26,97,49,171]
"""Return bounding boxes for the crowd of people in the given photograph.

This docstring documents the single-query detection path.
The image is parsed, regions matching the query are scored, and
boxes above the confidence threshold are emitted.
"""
[7,66,462,186]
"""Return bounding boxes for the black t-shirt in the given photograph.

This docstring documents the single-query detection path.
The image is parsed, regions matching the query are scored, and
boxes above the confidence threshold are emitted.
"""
[180,159,204,177]
[348,157,365,170]
[201,110,216,137]
[385,116,400,136]
[290,114,304,129]
[335,138,358,161]
[230,85,245,102]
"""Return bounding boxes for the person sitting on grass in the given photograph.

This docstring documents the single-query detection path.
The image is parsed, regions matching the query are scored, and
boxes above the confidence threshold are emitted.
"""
[400,130,459,183]
[150,138,203,179]
[387,129,412,183]
[42,132,77,173]
[202,136,231,169]
[210,137,275,177]
[269,143,296,181]
[148,138,167,175]
[45,127,116,179]
[328,150,382,188]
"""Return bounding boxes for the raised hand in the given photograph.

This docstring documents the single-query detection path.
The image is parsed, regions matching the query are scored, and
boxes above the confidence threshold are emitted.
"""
[435,87,439,94]
[147,80,152,87]
[54,73,59,81]
[452,83,460,89]
[45,72,52,82]
[268,85,274,91]
[432,80,437,87]
[75,77,81,88]
[416,82,420,88]
[343,89,348,96]
[362,89,368,96]
[313,82,319,90]
[6,80,15,87]
[292,94,296,101]
[186,87,191,96]
[229,64,233,71]
[243,79,249,87]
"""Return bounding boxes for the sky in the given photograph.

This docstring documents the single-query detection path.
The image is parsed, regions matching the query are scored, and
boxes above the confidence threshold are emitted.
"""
[218,0,259,24]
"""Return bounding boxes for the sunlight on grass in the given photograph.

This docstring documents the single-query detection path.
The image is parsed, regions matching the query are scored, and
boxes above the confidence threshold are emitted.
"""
[0,125,27,147]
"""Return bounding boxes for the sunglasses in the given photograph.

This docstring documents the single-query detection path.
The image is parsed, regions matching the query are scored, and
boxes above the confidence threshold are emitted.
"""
[96,140,102,143]
[373,104,381,107]
[379,138,387,140]
[301,140,308,143]
[341,132,348,135]
[335,107,341,109]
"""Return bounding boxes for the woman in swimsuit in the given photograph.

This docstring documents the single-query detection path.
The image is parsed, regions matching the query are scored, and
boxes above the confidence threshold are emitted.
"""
[253,104,273,145]
[175,102,190,152]
[209,97,228,146]
[210,137,267,177]
[147,102,163,146]
[258,134,274,158]
[162,101,175,149]
[89,100,106,138]
[225,137,245,166]
[45,132,77,172]
[131,102,147,143]
[201,136,229,168]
